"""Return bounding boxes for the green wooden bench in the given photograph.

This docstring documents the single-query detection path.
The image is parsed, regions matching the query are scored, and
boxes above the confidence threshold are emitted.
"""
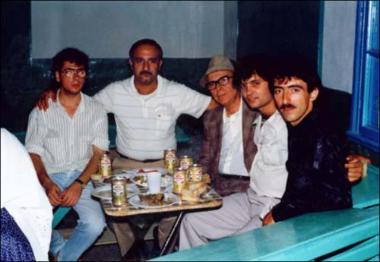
[151,164,380,261]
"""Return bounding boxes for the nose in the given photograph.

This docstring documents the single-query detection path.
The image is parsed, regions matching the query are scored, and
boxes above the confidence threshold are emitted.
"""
[244,86,253,96]
[143,60,150,71]
[282,89,291,104]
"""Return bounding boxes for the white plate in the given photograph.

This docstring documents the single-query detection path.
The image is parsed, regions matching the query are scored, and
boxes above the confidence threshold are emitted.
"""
[128,192,179,209]
[91,184,138,200]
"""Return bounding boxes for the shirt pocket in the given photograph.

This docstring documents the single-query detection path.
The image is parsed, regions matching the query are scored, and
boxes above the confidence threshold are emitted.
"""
[45,137,67,164]
[77,135,93,159]
[154,104,175,132]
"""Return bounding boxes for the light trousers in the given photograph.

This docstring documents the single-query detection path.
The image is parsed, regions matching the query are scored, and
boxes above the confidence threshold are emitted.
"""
[179,188,280,250]
[49,170,106,261]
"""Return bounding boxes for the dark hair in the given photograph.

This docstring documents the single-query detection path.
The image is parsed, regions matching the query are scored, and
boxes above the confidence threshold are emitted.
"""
[271,54,322,94]
[235,54,274,90]
[51,47,89,74]
[129,38,163,59]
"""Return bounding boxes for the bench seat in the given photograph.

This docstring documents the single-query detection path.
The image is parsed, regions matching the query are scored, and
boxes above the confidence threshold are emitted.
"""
[152,164,379,261]
[151,206,379,261]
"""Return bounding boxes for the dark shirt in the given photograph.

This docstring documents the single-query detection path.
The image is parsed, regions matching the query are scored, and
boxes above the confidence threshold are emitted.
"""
[272,110,352,222]
[1,208,35,261]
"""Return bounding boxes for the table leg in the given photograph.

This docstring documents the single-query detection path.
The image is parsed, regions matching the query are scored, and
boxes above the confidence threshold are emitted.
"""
[160,211,184,256]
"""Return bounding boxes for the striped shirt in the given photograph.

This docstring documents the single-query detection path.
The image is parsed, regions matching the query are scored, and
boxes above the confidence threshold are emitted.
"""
[25,91,109,174]
[94,75,211,160]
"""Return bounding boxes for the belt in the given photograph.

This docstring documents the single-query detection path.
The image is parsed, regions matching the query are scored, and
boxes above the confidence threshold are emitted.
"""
[117,152,162,163]
[220,173,250,180]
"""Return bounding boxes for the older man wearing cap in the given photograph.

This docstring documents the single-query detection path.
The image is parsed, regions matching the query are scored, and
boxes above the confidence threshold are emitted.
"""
[178,54,289,250]
[179,55,367,250]
[198,55,260,196]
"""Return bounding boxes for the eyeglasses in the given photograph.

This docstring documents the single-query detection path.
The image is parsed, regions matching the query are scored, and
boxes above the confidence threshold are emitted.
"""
[205,75,233,91]
[61,68,87,78]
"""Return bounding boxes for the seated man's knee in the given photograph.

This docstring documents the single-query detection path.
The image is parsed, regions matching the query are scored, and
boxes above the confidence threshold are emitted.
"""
[86,218,106,237]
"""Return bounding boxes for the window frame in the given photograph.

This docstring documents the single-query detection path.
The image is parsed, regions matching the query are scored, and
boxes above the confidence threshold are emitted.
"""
[347,1,379,152]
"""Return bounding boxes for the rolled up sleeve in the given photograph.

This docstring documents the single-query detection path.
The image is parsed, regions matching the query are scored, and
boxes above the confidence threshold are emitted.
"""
[91,107,109,151]
[25,108,46,156]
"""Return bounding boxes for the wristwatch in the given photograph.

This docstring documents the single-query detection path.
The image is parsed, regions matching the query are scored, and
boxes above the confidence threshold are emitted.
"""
[74,178,86,189]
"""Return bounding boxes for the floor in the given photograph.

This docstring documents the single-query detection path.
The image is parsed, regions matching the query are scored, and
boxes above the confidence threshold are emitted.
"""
[57,211,164,261]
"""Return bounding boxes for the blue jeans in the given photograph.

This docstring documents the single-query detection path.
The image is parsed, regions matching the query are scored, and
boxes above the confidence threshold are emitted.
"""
[49,170,106,261]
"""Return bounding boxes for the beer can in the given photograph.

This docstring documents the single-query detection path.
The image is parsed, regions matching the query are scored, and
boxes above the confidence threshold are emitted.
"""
[112,177,126,207]
[100,153,112,179]
[173,167,187,194]
[164,149,177,175]
[189,164,203,182]
[179,155,193,170]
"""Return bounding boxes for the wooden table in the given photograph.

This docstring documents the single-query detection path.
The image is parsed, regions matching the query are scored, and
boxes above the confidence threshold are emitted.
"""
[93,174,223,255]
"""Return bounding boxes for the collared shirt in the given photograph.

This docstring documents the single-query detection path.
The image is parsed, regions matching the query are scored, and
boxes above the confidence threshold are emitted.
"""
[25,91,109,174]
[94,75,211,160]
[218,98,249,176]
[250,110,288,198]
[1,128,53,261]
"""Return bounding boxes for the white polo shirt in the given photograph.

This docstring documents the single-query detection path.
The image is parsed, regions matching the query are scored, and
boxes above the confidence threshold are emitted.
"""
[25,91,109,174]
[94,75,211,160]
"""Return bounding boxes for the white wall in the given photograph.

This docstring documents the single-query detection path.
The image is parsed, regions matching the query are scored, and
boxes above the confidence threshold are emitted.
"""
[31,1,236,59]
[321,1,357,94]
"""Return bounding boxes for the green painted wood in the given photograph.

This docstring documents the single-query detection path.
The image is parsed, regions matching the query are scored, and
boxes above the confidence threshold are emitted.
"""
[368,255,380,261]
[352,164,379,208]
[323,235,379,261]
[52,207,71,229]
[151,206,379,261]
[175,126,190,143]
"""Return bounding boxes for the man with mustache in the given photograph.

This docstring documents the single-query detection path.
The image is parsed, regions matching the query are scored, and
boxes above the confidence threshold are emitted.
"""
[37,39,216,258]
[180,55,366,250]
[262,55,352,225]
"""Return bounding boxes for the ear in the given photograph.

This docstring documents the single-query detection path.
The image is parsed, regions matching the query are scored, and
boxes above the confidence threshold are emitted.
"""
[158,59,163,70]
[128,59,133,67]
[55,71,61,83]
[310,87,319,102]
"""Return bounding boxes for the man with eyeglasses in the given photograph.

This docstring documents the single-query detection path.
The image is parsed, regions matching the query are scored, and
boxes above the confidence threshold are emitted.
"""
[36,38,217,259]
[179,54,367,250]
[197,55,260,196]
[25,48,109,261]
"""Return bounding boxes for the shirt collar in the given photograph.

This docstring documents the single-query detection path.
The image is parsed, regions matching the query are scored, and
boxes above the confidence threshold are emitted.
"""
[253,109,281,127]
[56,89,85,114]
[223,97,243,123]
[130,75,162,97]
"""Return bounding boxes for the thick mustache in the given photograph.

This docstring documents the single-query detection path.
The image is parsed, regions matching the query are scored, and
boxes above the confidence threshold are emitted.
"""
[140,71,152,76]
[280,104,296,110]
